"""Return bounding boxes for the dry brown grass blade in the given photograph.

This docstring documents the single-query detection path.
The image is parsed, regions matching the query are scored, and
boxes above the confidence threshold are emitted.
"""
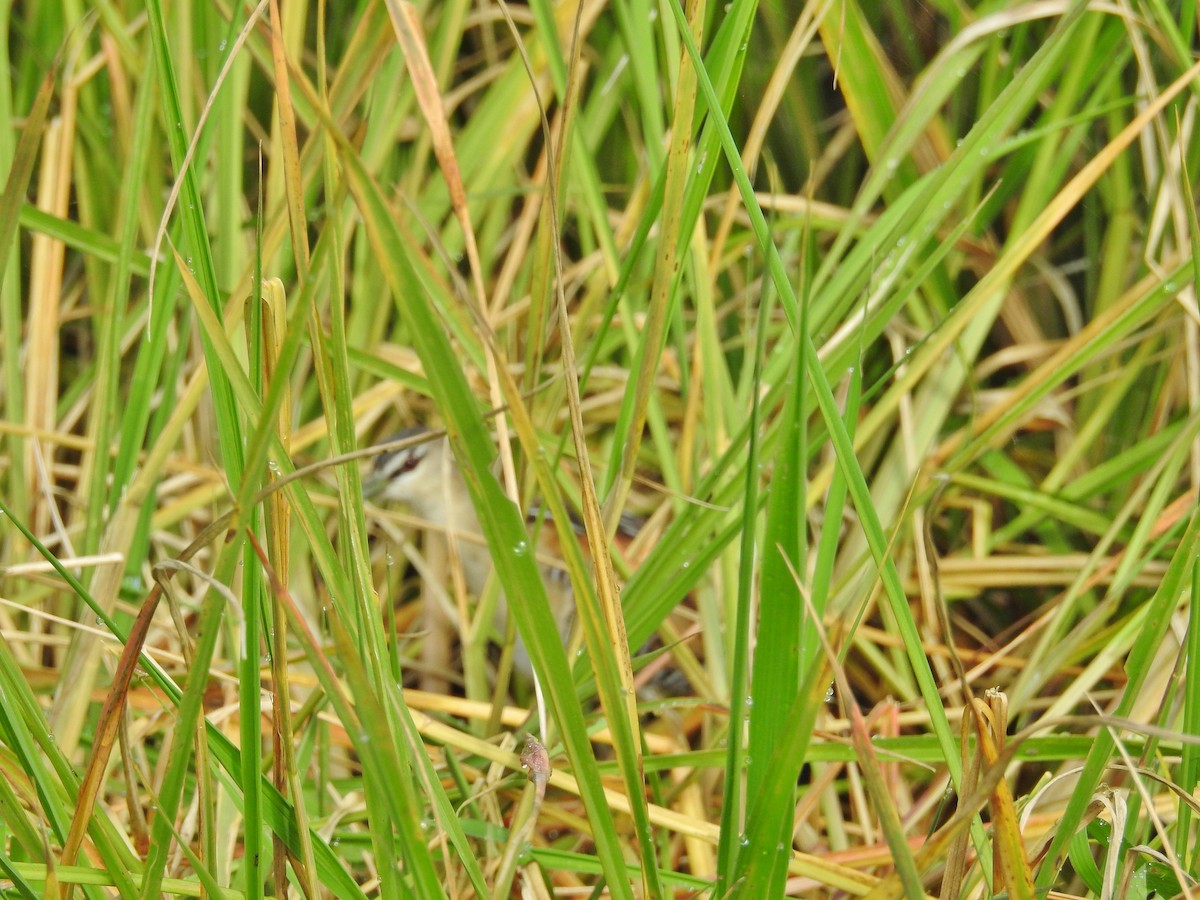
[268,0,310,270]
[26,117,69,541]
[864,736,1025,900]
[57,506,236,873]
[972,692,1035,900]
[394,697,882,894]
[58,579,162,871]
[261,278,316,896]
[383,0,478,288]
[10,40,70,548]
[940,714,979,899]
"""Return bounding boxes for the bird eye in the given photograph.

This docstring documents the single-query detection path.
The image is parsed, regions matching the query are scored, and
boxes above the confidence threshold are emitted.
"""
[398,450,424,474]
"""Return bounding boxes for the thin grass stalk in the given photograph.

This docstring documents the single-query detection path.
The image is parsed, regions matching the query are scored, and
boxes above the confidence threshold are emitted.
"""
[715,248,768,892]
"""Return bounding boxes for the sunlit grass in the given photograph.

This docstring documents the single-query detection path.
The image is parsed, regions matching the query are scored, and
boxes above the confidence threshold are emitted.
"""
[0,1,1197,897]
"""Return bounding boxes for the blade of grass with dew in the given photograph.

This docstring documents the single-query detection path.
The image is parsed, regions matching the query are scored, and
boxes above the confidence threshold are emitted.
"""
[802,183,1000,459]
[804,3,1075,318]
[698,5,1017,863]
[740,239,806,896]
[804,4,1093,357]
[938,262,1190,472]
[314,117,494,900]
[341,142,637,898]
[714,255,769,889]
[616,176,933,650]
[807,14,1114,575]
[381,8,659,889]
[737,362,865,896]
[533,178,670,900]
[1067,825,1106,896]
[492,5,672,892]
[839,39,1200,796]
[619,428,774,652]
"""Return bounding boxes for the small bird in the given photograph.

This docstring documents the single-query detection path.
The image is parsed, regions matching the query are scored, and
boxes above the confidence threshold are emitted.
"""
[365,428,580,682]
[366,429,504,600]
[366,428,695,699]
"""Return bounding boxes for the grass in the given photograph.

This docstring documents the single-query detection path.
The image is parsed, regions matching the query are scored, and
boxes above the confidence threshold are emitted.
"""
[0,0,1198,897]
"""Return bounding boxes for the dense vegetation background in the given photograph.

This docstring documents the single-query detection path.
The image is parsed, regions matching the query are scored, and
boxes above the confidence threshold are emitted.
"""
[0,0,1198,897]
